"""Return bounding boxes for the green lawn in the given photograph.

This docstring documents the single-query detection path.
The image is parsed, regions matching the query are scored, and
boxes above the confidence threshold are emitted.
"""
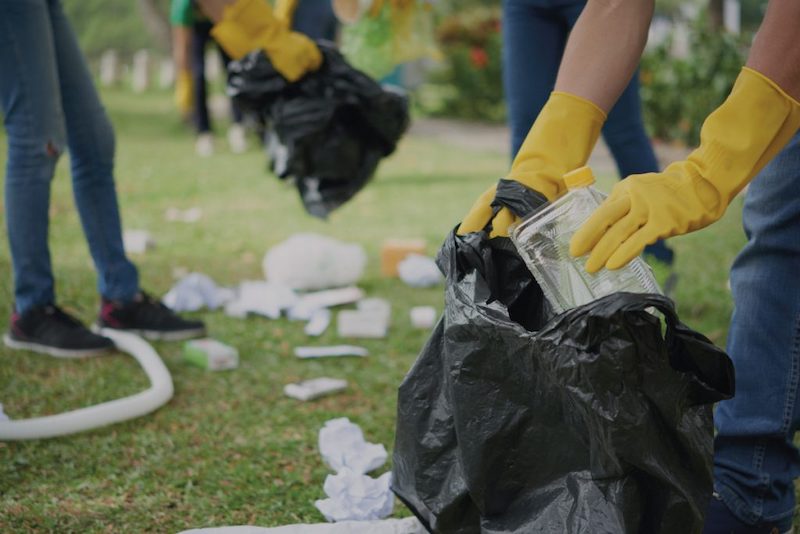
[0,88,749,532]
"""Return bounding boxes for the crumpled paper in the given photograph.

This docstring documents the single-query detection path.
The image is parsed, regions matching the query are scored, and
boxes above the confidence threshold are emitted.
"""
[397,254,442,288]
[315,469,394,522]
[224,281,298,319]
[163,273,235,312]
[319,418,387,474]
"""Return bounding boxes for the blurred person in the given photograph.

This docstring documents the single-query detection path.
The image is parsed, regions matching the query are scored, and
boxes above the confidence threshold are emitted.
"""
[171,0,248,156]
[0,0,206,357]
[502,0,675,271]
[277,0,338,41]
[459,0,800,532]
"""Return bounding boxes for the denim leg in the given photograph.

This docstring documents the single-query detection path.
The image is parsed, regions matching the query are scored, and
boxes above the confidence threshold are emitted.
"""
[0,0,66,314]
[48,0,139,302]
[192,21,213,134]
[292,0,338,41]
[502,0,568,159]
[713,131,800,525]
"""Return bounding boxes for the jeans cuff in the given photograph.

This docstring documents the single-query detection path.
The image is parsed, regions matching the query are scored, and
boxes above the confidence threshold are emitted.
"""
[716,482,796,526]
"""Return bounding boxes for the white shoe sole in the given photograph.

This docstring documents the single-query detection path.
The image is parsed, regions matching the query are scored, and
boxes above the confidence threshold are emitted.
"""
[93,325,206,342]
[3,333,112,359]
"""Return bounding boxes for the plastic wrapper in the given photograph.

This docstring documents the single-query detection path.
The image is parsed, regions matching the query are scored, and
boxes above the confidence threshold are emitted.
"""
[227,44,409,218]
[391,181,735,533]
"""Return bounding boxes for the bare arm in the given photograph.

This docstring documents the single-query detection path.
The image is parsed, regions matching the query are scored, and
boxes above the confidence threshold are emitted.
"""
[554,0,655,113]
[746,0,800,100]
[172,26,192,72]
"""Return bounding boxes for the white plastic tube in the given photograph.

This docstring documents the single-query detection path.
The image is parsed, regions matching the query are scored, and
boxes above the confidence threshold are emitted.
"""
[0,329,173,441]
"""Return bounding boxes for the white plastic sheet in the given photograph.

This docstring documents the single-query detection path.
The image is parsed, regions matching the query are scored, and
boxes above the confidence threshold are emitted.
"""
[264,234,367,291]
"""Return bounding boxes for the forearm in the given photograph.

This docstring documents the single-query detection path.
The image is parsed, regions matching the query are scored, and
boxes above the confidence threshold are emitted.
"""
[554,0,654,113]
[746,0,800,100]
[172,26,192,71]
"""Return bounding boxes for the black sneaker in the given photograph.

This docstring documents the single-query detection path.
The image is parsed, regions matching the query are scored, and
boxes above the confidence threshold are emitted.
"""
[3,305,114,358]
[97,291,206,341]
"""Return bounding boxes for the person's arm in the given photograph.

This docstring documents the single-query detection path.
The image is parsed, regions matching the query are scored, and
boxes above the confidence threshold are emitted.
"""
[458,0,655,236]
[570,0,800,272]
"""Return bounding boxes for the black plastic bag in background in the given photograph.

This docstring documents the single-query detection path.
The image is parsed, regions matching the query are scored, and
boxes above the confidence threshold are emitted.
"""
[391,184,735,533]
[226,42,409,218]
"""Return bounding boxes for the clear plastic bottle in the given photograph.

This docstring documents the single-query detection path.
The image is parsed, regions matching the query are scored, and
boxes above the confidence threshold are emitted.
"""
[510,166,661,314]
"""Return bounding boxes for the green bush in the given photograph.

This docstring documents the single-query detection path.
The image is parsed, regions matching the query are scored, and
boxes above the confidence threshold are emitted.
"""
[420,7,505,122]
[640,18,745,145]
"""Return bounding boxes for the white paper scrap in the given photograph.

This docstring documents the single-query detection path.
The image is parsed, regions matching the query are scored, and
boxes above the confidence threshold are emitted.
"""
[409,306,437,329]
[163,273,235,312]
[288,287,365,321]
[284,378,348,401]
[337,310,388,339]
[318,418,387,475]
[294,346,368,359]
[224,281,298,319]
[305,309,332,337]
[123,230,155,254]
[315,470,394,522]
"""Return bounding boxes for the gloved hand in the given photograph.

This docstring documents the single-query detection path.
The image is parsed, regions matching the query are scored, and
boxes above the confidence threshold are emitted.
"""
[274,0,299,24]
[458,92,606,237]
[174,68,194,117]
[211,0,322,82]
[571,67,800,273]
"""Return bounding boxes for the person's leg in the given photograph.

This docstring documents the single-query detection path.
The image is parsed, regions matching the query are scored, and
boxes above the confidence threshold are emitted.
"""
[292,0,338,41]
[502,0,568,159]
[710,132,800,530]
[0,0,65,314]
[191,21,213,134]
[562,1,674,265]
[47,0,139,303]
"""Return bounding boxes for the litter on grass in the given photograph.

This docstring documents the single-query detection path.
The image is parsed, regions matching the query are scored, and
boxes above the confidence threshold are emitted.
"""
[284,378,348,401]
[398,254,442,288]
[224,281,298,319]
[380,239,427,277]
[264,234,366,291]
[315,470,394,522]
[337,310,389,339]
[183,339,239,371]
[288,287,365,321]
[163,273,235,312]
[319,417,388,475]
[409,306,437,329]
[178,516,425,533]
[304,309,332,337]
[165,207,203,223]
[122,230,155,254]
[0,403,9,421]
[294,346,368,359]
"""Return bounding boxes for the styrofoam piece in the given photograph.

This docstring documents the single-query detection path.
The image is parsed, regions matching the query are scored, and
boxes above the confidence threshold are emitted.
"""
[294,346,368,359]
[184,339,239,371]
[264,234,367,291]
[288,287,365,321]
[165,206,203,223]
[398,254,442,288]
[0,329,173,441]
[225,281,298,319]
[318,418,388,474]
[123,230,156,254]
[337,310,388,339]
[409,306,437,329]
[315,470,394,522]
[284,378,348,401]
[305,309,332,337]
[177,516,426,534]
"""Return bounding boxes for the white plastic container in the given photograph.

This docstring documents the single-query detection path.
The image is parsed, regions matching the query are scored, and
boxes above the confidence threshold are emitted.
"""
[510,166,661,314]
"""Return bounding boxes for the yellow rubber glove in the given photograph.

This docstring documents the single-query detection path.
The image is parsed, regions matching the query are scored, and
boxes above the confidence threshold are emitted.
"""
[571,67,800,273]
[274,0,299,25]
[174,68,194,117]
[211,0,322,82]
[458,92,606,237]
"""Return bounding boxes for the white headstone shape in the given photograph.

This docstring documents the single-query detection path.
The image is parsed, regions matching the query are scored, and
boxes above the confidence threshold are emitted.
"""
[132,50,151,93]
[159,58,176,89]
[99,49,119,87]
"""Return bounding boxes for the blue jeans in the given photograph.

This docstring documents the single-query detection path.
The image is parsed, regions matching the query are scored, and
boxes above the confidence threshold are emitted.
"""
[713,131,800,525]
[502,0,674,264]
[0,0,138,314]
[292,0,338,41]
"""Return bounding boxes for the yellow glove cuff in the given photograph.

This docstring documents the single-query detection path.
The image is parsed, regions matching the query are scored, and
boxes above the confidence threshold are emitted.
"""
[274,0,300,24]
[211,0,278,60]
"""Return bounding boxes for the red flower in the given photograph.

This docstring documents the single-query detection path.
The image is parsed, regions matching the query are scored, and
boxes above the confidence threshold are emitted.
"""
[470,47,489,69]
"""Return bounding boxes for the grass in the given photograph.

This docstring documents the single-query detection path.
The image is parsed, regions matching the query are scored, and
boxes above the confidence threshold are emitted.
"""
[0,88,749,532]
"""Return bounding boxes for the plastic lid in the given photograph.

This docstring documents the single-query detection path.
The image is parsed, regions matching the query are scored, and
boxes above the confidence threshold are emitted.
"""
[564,166,596,189]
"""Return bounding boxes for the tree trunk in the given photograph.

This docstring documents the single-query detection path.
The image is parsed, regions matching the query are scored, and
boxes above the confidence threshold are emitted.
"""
[709,0,724,31]
[137,0,172,52]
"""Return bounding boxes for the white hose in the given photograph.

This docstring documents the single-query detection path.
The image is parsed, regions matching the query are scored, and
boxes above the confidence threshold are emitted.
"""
[0,329,173,441]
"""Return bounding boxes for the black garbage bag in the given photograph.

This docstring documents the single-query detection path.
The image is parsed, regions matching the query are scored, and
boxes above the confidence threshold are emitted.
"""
[227,42,409,218]
[392,183,735,533]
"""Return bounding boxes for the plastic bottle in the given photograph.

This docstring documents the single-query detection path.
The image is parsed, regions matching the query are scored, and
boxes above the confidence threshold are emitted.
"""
[510,166,661,314]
